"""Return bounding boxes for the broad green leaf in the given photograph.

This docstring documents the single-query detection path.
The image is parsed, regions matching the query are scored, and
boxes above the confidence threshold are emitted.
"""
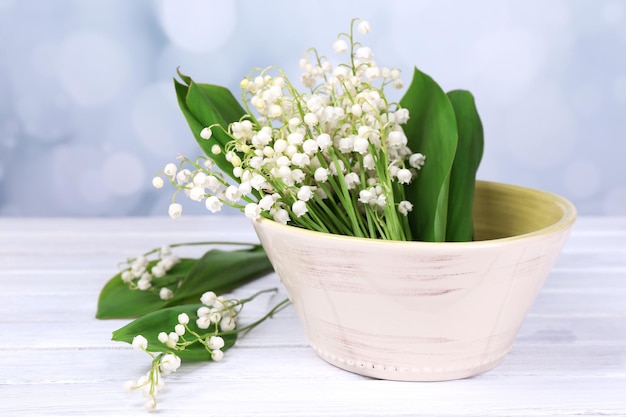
[165,245,274,306]
[399,67,458,242]
[446,90,484,242]
[176,68,191,84]
[96,259,196,319]
[173,79,233,179]
[96,246,273,319]
[112,304,237,361]
[174,70,247,180]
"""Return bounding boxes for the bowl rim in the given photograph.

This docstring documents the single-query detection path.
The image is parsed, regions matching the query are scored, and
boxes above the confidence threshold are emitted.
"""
[252,180,577,248]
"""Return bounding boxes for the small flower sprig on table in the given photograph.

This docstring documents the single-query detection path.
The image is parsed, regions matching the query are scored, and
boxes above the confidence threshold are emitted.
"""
[96,241,273,319]
[118,244,181,300]
[96,241,283,411]
[119,288,289,411]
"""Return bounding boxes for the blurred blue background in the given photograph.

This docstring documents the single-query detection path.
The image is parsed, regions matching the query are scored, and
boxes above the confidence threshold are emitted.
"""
[0,0,625,217]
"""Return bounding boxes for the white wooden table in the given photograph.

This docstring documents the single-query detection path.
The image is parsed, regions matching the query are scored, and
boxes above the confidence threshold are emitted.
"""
[1,216,625,416]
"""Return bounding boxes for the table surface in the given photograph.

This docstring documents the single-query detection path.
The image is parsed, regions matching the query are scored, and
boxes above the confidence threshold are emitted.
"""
[1,216,625,417]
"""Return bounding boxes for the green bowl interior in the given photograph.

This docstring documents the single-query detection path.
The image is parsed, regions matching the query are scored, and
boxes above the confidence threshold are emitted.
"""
[473,181,576,241]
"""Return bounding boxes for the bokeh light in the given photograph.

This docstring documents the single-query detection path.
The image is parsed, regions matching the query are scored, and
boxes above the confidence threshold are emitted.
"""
[158,0,236,53]
[57,33,130,107]
[0,0,624,216]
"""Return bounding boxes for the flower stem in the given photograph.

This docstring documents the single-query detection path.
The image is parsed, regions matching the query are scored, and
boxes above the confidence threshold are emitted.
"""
[221,297,291,338]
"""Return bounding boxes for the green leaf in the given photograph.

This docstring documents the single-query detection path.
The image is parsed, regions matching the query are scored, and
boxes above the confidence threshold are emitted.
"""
[96,245,274,319]
[165,245,274,306]
[399,67,459,242]
[112,304,237,361]
[445,90,484,242]
[174,70,247,180]
[175,67,191,84]
[96,259,196,319]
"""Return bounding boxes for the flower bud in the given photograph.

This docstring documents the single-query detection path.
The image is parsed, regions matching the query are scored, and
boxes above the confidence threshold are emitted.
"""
[207,336,225,350]
[211,349,224,362]
[200,127,212,139]
[159,287,173,300]
[200,291,217,306]
[292,200,308,217]
[205,196,223,213]
[168,203,183,220]
[131,335,148,351]
[304,113,318,126]
[332,39,348,54]
[396,168,412,184]
[357,20,371,35]
[163,163,177,177]
[152,176,164,189]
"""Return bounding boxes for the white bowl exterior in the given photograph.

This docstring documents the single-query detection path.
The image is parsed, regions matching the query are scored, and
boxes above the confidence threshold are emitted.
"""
[253,218,573,381]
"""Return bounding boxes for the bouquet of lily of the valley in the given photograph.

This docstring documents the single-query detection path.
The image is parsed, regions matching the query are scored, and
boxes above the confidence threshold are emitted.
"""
[160,18,484,243]
[98,18,484,411]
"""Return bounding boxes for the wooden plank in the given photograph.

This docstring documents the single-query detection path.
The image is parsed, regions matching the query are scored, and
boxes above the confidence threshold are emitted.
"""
[0,375,624,416]
[2,339,625,384]
[2,269,625,297]
[2,311,624,352]
[2,286,624,323]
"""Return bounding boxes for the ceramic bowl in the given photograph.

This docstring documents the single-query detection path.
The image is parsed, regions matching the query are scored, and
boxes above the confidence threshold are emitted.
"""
[252,181,577,381]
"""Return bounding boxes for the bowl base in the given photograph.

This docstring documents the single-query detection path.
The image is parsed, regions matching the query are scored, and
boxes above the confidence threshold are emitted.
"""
[310,343,511,381]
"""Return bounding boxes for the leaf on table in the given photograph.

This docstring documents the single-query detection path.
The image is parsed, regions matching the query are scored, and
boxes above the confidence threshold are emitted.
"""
[96,259,196,319]
[96,245,273,319]
[164,245,274,306]
[399,67,458,242]
[445,90,484,242]
[112,304,237,361]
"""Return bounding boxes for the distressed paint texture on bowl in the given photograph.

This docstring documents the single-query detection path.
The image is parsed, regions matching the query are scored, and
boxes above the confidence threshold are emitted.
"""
[252,181,577,381]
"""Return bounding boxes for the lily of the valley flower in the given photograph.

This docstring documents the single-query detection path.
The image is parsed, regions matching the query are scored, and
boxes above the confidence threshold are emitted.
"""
[154,18,425,241]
